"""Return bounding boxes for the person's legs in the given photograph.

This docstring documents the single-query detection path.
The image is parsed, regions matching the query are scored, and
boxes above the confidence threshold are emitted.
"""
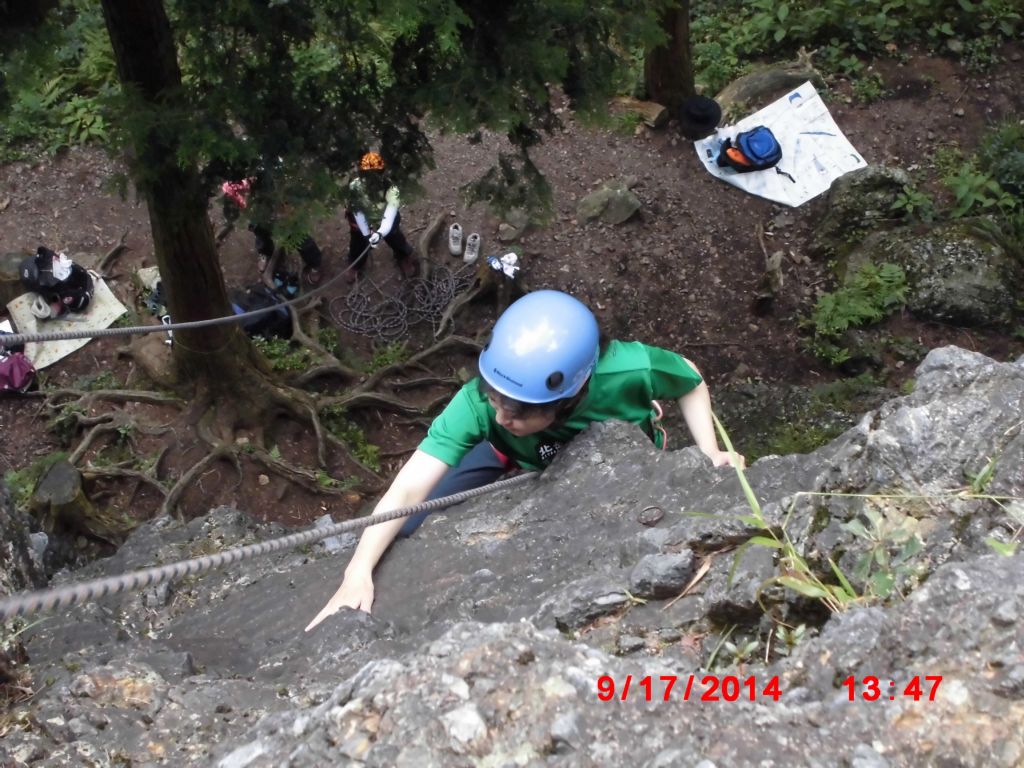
[251,224,275,273]
[297,237,322,269]
[297,236,323,285]
[383,212,414,259]
[346,213,371,283]
[398,442,509,536]
[384,212,420,278]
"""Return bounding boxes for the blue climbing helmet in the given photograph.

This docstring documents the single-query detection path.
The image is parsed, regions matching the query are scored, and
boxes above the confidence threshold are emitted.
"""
[479,290,600,404]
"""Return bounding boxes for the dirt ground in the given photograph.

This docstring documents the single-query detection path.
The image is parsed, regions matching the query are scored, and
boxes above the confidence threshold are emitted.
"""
[1,45,1022,546]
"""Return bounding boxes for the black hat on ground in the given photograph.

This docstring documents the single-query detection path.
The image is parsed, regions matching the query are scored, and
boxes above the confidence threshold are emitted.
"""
[679,95,722,141]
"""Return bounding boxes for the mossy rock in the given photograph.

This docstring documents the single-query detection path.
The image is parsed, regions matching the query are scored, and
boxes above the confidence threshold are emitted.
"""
[716,376,893,462]
[844,219,1024,326]
[577,181,641,225]
[810,166,912,261]
[714,58,826,123]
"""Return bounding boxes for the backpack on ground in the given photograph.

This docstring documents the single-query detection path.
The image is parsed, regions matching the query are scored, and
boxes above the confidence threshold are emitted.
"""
[716,126,783,173]
[0,342,36,394]
[19,246,95,316]
[231,284,292,339]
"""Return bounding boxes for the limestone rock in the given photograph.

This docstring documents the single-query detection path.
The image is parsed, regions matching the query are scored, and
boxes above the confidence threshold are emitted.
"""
[811,165,912,260]
[844,219,1024,326]
[6,348,1024,766]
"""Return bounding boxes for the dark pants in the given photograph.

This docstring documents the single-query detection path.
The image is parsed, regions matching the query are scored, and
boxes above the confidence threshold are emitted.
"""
[250,224,322,269]
[346,211,414,275]
[398,442,510,536]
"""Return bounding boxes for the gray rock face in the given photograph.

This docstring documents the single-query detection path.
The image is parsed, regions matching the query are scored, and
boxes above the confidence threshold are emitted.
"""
[844,220,1023,325]
[811,165,912,260]
[3,346,1024,766]
[0,480,44,597]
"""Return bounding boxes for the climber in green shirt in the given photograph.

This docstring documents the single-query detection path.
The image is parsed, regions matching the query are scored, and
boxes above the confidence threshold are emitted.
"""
[306,290,743,629]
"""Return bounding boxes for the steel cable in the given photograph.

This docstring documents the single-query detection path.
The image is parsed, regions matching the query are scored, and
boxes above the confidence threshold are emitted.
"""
[0,471,537,620]
[0,245,373,350]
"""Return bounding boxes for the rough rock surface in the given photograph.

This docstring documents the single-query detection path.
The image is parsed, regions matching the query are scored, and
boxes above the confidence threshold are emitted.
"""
[0,480,44,597]
[810,165,912,260]
[844,219,1024,326]
[576,179,642,225]
[2,346,1023,766]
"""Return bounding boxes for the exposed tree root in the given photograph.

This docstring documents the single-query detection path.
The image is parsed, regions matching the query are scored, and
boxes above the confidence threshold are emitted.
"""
[160,443,240,519]
[97,230,130,276]
[80,464,169,502]
[38,249,483,521]
[391,375,464,391]
[45,388,184,409]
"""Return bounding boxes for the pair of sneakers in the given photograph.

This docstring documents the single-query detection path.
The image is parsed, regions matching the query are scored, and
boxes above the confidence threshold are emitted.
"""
[448,223,481,265]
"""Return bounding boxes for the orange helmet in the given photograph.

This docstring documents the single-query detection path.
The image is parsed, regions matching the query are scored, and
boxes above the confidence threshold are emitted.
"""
[359,151,385,171]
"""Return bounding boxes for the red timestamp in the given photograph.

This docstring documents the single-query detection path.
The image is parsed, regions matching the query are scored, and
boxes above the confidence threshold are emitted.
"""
[843,675,943,702]
[596,674,782,703]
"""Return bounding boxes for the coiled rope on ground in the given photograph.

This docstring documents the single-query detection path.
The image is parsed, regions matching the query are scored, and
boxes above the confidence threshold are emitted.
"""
[0,472,537,620]
[331,260,476,342]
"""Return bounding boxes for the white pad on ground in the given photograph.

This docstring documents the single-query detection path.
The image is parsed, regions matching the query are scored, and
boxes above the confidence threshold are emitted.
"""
[694,81,867,208]
[5,278,127,369]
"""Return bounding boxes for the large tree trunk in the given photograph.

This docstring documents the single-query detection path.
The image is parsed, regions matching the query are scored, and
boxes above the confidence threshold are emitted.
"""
[100,0,257,402]
[643,1,694,114]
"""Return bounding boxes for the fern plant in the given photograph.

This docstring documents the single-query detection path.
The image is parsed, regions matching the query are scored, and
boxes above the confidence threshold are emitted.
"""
[806,264,905,333]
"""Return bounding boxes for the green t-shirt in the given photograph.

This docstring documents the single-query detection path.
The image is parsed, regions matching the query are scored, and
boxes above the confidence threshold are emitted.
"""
[419,340,703,471]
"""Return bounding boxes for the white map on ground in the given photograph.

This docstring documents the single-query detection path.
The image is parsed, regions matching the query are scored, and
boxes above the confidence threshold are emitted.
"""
[694,81,867,207]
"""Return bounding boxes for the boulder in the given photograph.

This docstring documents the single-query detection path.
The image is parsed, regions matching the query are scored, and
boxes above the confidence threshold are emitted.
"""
[713,55,826,120]
[811,165,912,260]
[577,181,641,225]
[844,219,1024,326]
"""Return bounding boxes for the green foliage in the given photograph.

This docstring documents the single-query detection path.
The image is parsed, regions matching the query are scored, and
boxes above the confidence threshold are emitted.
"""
[252,337,316,373]
[321,405,381,472]
[723,636,760,666]
[611,110,643,136]
[804,263,908,366]
[712,413,859,613]
[316,327,342,359]
[944,160,1018,218]
[74,371,121,391]
[890,184,935,222]
[49,404,85,446]
[364,341,409,374]
[966,454,999,494]
[961,35,1003,73]
[3,453,69,511]
[690,0,1019,94]
[977,120,1024,198]
[0,0,117,158]
[985,500,1024,556]
[773,623,807,656]
[841,505,925,599]
[851,71,885,104]
[695,0,1019,58]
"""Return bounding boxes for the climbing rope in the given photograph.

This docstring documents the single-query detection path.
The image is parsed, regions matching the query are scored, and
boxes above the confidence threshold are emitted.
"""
[0,244,373,350]
[0,471,537,620]
[331,260,476,342]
